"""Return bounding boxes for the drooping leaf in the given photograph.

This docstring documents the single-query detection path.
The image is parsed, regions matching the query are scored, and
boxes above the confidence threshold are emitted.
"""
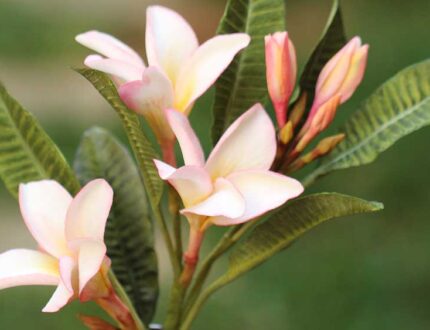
[303,59,430,186]
[76,68,163,206]
[211,0,286,143]
[74,127,158,325]
[0,83,80,197]
[213,193,383,288]
[298,0,346,110]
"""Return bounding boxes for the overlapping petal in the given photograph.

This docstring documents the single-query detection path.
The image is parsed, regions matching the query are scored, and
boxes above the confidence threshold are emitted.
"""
[205,103,277,178]
[211,170,303,226]
[65,179,113,242]
[19,181,72,258]
[146,5,199,84]
[174,34,251,112]
[0,249,59,290]
[84,55,143,83]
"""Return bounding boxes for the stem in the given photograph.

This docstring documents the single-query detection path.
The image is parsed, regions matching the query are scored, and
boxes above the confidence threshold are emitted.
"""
[184,221,256,316]
[163,280,186,330]
[161,140,177,167]
[169,187,183,269]
[180,228,205,288]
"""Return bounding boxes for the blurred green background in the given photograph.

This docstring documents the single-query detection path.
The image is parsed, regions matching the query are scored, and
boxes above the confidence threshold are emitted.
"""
[0,0,429,329]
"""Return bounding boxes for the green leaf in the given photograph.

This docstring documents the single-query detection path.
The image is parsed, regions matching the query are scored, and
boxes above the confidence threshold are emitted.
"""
[211,0,286,143]
[74,127,158,325]
[303,59,430,186]
[76,68,163,206]
[299,0,346,107]
[213,193,383,288]
[0,83,80,197]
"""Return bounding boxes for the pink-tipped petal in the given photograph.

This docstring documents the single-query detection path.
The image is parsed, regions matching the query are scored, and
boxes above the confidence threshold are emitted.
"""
[119,66,175,143]
[206,104,276,178]
[175,33,250,112]
[65,179,113,242]
[84,55,144,83]
[146,6,199,84]
[182,178,245,219]
[76,240,107,295]
[19,180,72,258]
[0,249,59,290]
[154,161,213,207]
[42,280,74,313]
[75,30,144,67]
[211,170,303,226]
[165,109,205,166]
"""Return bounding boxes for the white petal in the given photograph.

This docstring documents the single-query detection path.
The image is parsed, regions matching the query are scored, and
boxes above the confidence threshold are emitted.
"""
[211,170,304,226]
[0,249,59,290]
[182,178,245,219]
[65,179,113,242]
[146,6,198,84]
[84,55,144,83]
[205,104,276,178]
[175,33,250,112]
[76,30,144,67]
[165,109,205,166]
[154,161,213,208]
[19,180,72,258]
[42,280,74,313]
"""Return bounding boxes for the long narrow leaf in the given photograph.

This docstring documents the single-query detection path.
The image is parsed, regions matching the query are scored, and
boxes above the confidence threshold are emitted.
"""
[0,83,80,196]
[211,0,286,143]
[303,59,430,186]
[74,127,158,324]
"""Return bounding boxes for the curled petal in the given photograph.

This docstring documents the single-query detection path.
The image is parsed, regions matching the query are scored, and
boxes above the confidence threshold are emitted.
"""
[119,67,175,143]
[75,30,144,67]
[65,179,113,242]
[206,104,276,178]
[19,180,72,258]
[154,161,213,208]
[0,249,59,290]
[165,109,205,166]
[146,5,199,84]
[175,33,251,112]
[211,170,303,226]
[84,55,144,83]
[42,280,74,313]
[182,178,245,219]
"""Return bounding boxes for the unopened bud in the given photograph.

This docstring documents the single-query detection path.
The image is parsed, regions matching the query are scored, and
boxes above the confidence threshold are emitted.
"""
[279,121,294,145]
[289,92,308,129]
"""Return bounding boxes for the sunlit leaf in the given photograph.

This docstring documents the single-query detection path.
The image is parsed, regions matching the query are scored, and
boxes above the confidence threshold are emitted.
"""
[74,127,158,325]
[76,68,163,206]
[303,59,430,186]
[213,193,383,288]
[211,0,286,143]
[0,83,80,197]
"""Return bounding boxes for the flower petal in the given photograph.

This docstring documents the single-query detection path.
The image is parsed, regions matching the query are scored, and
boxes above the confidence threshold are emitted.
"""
[19,180,72,258]
[205,104,276,178]
[76,240,107,295]
[165,109,205,166]
[174,33,250,112]
[154,161,212,208]
[75,30,144,67]
[146,5,198,84]
[0,249,59,290]
[42,280,74,313]
[84,55,144,83]
[65,179,113,242]
[211,170,303,226]
[182,178,245,219]
[119,66,175,143]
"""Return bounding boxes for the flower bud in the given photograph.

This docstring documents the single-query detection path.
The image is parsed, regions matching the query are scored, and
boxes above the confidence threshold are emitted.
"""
[279,121,294,145]
[265,32,297,128]
[311,37,368,117]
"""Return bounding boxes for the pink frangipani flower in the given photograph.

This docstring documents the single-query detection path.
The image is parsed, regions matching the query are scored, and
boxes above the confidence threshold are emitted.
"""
[76,6,250,150]
[0,179,113,312]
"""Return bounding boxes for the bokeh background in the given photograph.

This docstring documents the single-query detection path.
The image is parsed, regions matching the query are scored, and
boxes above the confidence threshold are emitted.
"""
[1,0,429,329]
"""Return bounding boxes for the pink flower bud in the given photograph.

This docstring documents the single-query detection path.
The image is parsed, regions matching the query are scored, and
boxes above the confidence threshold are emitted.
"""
[311,37,369,116]
[265,32,297,128]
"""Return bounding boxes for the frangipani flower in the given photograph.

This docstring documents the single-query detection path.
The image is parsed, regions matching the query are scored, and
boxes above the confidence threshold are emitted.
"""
[0,179,113,312]
[154,104,304,231]
[265,32,297,128]
[76,6,250,150]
